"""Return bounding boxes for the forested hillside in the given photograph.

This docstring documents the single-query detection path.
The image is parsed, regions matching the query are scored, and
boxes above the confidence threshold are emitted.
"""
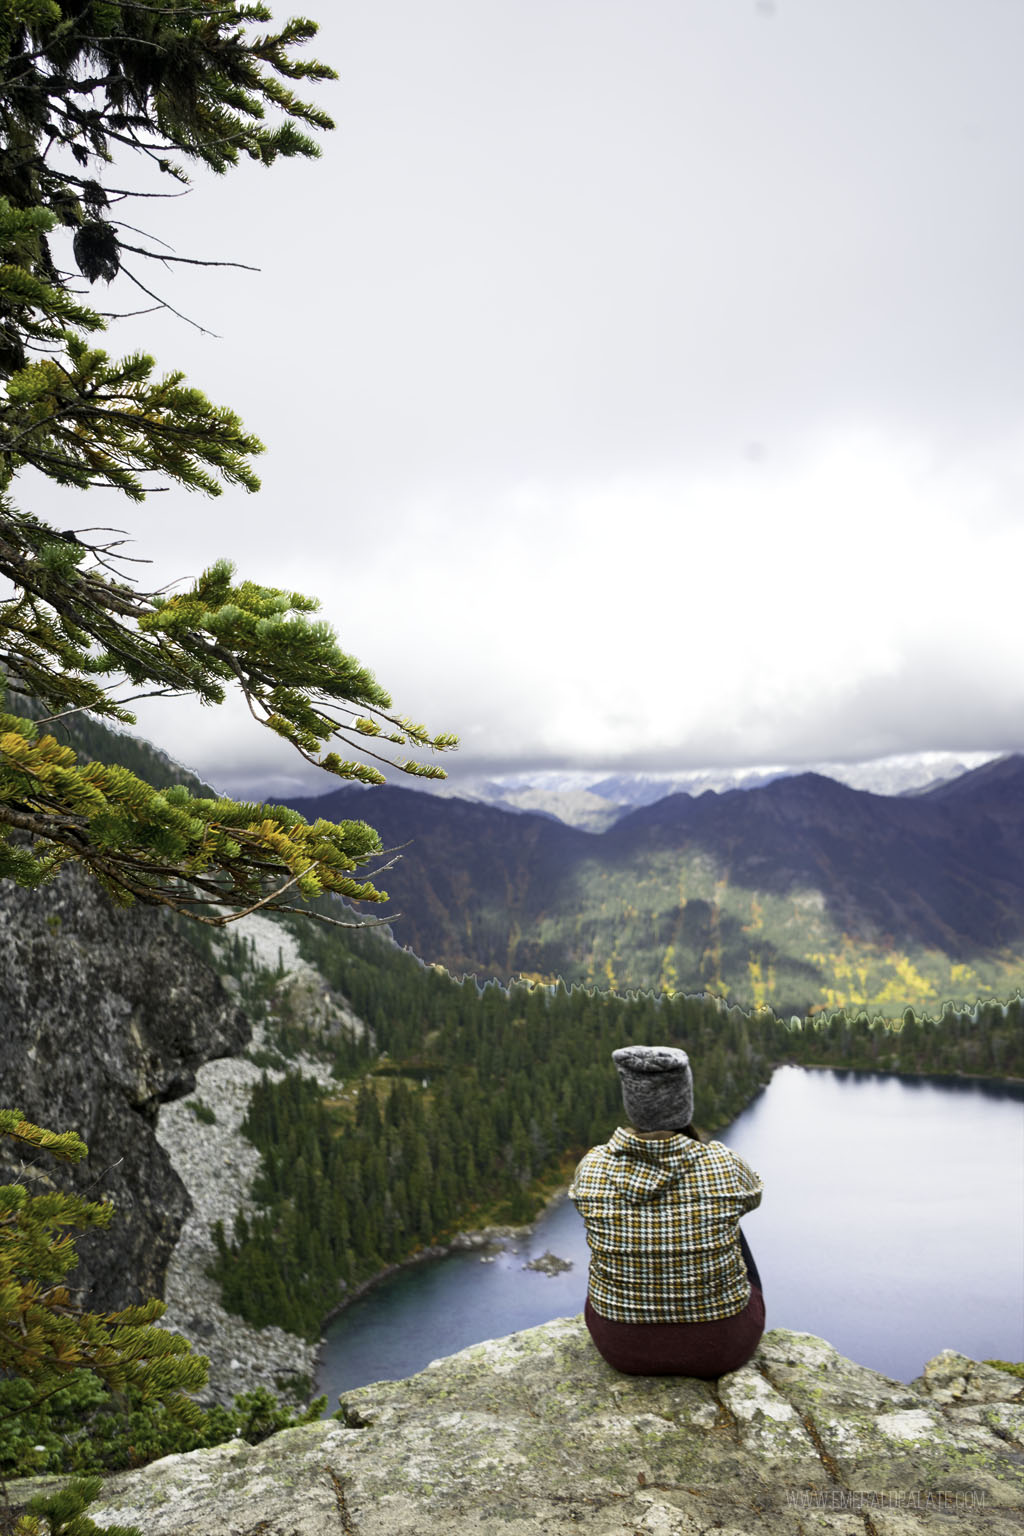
[4,699,1021,1347]
[285,766,1024,1014]
[210,911,1024,1339]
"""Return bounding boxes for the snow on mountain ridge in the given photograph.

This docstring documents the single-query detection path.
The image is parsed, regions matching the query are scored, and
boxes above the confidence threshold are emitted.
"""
[424,751,1004,829]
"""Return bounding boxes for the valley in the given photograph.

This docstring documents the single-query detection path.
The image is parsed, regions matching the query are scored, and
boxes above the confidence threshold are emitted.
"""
[3,701,1022,1482]
[285,758,1024,1015]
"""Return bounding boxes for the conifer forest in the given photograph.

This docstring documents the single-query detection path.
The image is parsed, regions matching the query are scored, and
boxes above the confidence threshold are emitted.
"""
[210,914,1024,1340]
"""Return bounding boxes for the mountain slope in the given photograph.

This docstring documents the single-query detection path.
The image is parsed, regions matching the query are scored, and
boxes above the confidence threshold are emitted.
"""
[285,760,1024,1014]
[285,784,591,978]
[606,768,1024,950]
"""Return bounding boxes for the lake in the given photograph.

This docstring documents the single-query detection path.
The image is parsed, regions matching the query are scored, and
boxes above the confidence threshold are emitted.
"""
[316,1066,1024,1403]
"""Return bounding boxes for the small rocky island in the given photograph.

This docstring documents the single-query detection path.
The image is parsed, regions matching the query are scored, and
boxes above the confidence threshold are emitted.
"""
[524,1248,574,1275]
[12,1319,1020,1536]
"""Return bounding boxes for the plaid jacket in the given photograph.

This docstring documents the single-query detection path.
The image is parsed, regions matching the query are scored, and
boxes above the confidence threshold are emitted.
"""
[569,1128,763,1324]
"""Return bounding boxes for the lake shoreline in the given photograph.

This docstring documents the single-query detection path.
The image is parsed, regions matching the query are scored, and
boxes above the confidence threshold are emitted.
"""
[314,1065,1023,1348]
[317,1067,1024,1398]
[314,1187,571,1364]
[782,1059,1024,1087]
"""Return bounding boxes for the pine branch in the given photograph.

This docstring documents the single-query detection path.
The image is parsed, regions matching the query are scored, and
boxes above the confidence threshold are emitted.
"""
[0,3,458,926]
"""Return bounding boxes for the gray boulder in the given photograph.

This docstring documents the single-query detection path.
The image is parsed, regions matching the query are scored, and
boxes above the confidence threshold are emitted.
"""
[12,1320,1019,1535]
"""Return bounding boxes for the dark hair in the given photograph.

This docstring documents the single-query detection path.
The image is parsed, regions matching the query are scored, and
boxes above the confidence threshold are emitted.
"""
[636,1123,703,1141]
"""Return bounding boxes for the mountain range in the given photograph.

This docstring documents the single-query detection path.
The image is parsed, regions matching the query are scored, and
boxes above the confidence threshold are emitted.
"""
[9,686,1020,1017]
[417,751,999,830]
[284,755,1024,1016]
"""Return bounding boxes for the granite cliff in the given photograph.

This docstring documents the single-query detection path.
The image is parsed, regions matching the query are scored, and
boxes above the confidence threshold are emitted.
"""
[0,865,249,1308]
[153,910,361,1403]
[9,1320,1022,1535]
[0,861,370,1402]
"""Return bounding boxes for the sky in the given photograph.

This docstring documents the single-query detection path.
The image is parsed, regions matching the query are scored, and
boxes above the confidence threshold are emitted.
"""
[27,0,1024,799]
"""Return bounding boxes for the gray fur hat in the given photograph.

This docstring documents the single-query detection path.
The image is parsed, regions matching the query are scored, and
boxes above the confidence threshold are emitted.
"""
[612,1045,694,1131]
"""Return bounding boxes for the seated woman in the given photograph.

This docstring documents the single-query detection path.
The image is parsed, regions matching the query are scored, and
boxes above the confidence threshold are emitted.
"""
[570,1044,764,1378]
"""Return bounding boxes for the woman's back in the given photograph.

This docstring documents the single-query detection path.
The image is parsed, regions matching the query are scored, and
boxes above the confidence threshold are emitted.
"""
[570,1127,762,1323]
[570,1044,766,1377]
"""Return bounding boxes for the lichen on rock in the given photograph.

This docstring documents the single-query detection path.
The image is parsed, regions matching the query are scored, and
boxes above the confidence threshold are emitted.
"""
[7,1320,1018,1536]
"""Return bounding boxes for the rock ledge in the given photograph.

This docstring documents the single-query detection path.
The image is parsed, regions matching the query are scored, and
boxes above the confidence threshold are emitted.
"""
[10,1321,1022,1535]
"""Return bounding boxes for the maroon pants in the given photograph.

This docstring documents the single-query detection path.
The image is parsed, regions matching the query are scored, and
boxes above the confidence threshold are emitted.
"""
[584,1284,765,1379]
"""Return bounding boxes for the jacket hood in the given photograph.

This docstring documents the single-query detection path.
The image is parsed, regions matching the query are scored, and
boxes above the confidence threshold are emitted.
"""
[606,1126,703,1203]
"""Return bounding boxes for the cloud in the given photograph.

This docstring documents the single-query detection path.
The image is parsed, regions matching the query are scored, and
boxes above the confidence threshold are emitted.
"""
[20,1,1024,797]
[125,423,1024,795]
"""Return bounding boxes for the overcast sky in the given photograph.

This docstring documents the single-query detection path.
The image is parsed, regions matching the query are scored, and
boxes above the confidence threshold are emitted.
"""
[30,0,1024,798]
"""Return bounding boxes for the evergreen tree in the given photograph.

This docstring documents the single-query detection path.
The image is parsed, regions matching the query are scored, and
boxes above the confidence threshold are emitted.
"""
[0,1110,206,1423]
[0,4,456,924]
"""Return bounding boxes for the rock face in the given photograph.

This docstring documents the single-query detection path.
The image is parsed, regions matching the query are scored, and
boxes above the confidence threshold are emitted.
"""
[0,866,249,1308]
[38,1321,1021,1535]
[153,1047,320,1406]
[153,913,346,1406]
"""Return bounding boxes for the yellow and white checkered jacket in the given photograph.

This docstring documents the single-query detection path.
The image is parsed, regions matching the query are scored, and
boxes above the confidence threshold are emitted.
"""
[569,1127,763,1324]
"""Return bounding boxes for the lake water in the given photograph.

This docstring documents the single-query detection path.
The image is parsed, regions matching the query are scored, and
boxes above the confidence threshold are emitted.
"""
[316,1066,1024,1403]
